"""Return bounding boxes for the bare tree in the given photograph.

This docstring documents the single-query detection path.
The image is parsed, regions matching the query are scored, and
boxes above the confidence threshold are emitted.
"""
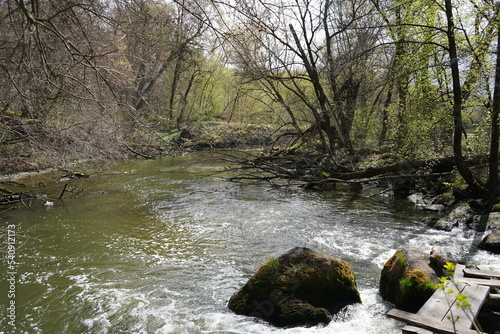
[209,0,380,156]
[114,0,207,116]
[0,0,129,163]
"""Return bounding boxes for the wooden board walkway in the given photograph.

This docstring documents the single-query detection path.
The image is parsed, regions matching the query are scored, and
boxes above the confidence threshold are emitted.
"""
[387,264,500,334]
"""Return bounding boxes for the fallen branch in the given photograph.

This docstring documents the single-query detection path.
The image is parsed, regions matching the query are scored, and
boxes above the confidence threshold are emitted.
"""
[218,151,486,187]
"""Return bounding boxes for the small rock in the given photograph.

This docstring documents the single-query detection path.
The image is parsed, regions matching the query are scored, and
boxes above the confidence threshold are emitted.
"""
[408,193,427,207]
[448,202,472,220]
[432,194,455,206]
[487,212,500,231]
[426,218,456,231]
[424,204,446,212]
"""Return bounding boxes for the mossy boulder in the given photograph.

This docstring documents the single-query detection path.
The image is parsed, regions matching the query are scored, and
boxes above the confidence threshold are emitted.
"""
[379,247,452,312]
[228,247,361,327]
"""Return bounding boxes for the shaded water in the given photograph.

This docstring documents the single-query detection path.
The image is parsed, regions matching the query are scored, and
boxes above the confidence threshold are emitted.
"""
[1,152,498,333]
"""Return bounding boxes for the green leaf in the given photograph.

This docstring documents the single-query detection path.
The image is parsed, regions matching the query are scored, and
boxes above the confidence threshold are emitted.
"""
[443,262,456,272]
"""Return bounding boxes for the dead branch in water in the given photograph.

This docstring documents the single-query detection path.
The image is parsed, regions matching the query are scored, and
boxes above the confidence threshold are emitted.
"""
[217,151,486,188]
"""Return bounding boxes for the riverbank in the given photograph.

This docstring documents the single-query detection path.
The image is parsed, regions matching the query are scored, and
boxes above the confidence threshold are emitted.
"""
[0,122,278,175]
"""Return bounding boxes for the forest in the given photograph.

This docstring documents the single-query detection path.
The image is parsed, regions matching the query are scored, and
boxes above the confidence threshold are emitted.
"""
[1,0,500,201]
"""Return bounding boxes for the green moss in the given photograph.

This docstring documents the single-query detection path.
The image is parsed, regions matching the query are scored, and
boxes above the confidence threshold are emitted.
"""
[400,277,413,289]
[255,256,281,282]
[395,251,408,267]
[402,269,435,293]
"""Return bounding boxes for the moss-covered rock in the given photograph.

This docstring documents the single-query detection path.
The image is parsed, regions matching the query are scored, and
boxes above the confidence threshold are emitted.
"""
[228,247,361,327]
[379,248,450,312]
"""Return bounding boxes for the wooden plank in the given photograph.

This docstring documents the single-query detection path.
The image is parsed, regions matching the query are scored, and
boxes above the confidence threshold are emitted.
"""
[487,293,500,302]
[416,286,461,320]
[445,284,489,329]
[485,293,500,309]
[457,277,500,287]
[402,325,432,333]
[387,308,487,334]
[458,264,500,286]
[393,264,489,334]
[463,267,500,279]
[455,264,466,279]
[402,325,433,334]
[416,273,468,322]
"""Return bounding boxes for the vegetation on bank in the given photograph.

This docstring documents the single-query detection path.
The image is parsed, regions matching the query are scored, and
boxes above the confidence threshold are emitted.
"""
[1,0,500,203]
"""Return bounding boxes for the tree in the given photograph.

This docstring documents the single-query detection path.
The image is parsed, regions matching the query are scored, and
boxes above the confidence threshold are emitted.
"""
[488,1,500,199]
[371,0,499,198]
[0,0,128,164]
[115,0,206,117]
[210,0,380,157]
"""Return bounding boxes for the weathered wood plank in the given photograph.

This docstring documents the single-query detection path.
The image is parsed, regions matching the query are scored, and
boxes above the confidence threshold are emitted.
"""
[387,308,487,334]
[396,263,489,333]
[485,293,500,309]
[416,286,461,321]
[457,264,500,286]
[393,264,490,333]
[416,266,468,322]
[457,277,500,287]
[414,283,487,328]
[487,293,500,302]
[445,283,489,329]
[455,264,466,279]
[463,267,500,279]
[402,324,433,334]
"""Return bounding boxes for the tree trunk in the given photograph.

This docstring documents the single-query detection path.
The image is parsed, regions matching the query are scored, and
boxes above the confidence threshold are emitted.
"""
[289,24,351,153]
[444,0,485,197]
[488,6,500,199]
[169,56,183,120]
[379,85,392,146]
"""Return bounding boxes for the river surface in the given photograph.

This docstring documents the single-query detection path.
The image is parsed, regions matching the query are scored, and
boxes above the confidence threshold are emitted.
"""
[1,152,499,334]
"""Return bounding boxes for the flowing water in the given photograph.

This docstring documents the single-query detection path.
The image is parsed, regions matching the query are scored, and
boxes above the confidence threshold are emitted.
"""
[1,152,499,334]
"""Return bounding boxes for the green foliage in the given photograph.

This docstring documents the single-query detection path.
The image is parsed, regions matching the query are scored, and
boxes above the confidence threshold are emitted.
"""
[455,293,471,309]
[2,0,499,175]
[443,262,456,277]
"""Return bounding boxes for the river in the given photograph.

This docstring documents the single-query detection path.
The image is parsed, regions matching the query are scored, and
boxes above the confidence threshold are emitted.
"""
[1,152,499,333]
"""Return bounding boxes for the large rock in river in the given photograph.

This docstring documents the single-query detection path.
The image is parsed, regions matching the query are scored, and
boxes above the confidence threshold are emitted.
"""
[478,230,500,254]
[228,247,361,327]
[379,247,453,312]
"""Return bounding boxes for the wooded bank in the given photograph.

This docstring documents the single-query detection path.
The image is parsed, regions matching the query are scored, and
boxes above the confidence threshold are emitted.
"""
[2,1,500,201]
